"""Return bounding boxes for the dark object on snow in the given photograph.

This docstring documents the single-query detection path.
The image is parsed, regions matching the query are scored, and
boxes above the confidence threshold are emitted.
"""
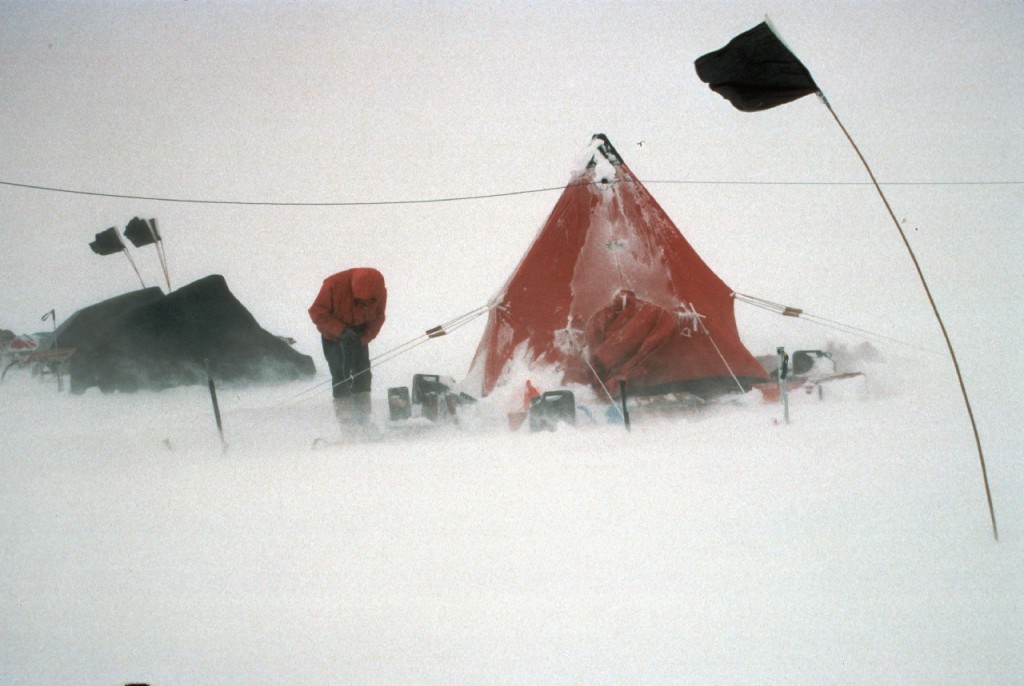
[390,374,476,424]
[205,359,227,450]
[528,390,576,432]
[411,373,449,404]
[68,275,315,393]
[421,390,458,423]
[756,349,836,381]
[388,386,412,421]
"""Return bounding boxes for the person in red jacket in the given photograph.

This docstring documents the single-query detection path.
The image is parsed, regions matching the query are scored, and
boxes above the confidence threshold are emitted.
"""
[308,267,387,426]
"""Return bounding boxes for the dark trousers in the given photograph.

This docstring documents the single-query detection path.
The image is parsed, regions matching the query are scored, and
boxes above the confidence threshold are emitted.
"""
[322,335,371,398]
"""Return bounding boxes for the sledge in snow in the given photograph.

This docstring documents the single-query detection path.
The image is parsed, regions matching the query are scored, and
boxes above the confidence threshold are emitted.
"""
[754,348,866,403]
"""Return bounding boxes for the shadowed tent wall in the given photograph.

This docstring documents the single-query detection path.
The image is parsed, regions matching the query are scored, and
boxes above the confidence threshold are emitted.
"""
[68,275,315,393]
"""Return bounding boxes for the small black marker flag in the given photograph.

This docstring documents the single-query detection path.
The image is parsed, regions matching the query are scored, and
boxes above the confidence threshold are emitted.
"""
[89,226,125,255]
[695,22,819,112]
[124,216,160,247]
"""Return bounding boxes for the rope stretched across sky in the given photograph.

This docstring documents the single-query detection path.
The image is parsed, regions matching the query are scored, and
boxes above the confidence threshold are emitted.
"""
[0,177,1019,208]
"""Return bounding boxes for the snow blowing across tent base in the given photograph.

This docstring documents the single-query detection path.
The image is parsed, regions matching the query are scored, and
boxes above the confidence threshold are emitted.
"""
[1,348,1019,685]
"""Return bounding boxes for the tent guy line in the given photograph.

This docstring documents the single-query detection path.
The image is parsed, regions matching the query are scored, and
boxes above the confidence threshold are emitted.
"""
[268,303,495,410]
[269,285,912,415]
[1,177,1019,208]
[733,292,942,355]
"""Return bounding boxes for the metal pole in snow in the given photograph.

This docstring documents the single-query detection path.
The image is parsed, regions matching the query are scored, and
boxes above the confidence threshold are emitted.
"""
[777,346,790,425]
[42,309,57,348]
[41,309,61,392]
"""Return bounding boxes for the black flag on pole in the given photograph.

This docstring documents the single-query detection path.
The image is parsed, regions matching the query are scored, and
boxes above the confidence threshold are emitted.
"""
[124,216,160,247]
[89,227,125,256]
[696,22,999,541]
[695,22,819,112]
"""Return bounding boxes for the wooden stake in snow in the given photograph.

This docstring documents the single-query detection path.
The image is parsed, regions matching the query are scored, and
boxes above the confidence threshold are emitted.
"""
[205,359,226,452]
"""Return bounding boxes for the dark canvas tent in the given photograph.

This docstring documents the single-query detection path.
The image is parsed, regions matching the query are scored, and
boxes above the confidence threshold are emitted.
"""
[466,134,767,398]
[35,288,164,392]
[66,274,314,393]
[50,287,164,350]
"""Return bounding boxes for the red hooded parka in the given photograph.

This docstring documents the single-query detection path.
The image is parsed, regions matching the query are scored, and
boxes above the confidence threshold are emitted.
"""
[308,268,387,345]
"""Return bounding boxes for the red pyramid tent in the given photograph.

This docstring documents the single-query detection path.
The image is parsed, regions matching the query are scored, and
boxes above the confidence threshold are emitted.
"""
[467,134,766,398]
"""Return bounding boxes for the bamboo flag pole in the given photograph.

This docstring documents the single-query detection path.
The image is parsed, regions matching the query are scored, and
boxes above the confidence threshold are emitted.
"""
[819,96,997,540]
[694,20,998,541]
[122,246,146,289]
[149,218,172,292]
[90,226,144,288]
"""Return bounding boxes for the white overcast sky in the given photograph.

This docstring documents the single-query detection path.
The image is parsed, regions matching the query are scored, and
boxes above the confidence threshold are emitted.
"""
[1,1,1021,382]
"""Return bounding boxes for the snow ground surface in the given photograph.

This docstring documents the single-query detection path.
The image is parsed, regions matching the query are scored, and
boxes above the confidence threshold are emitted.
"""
[1,353,1020,685]
[3,4,1022,683]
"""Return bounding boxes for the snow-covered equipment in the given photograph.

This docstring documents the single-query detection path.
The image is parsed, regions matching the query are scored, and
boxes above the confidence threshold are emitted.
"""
[466,134,767,401]
[754,348,864,404]
[1,343,74,389]
[1,327,74,389]
[411,373,452,405]
[528,390,576,432]
[387,386,412,421]
[387,373,475,425]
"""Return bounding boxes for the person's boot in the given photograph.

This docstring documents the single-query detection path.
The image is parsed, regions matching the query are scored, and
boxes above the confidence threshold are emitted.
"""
[352,392,372,424]
[333,397,355,428]
[352,392,381,440]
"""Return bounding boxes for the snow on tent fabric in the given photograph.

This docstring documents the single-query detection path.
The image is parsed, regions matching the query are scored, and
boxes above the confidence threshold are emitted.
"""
[466,134,767,398]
